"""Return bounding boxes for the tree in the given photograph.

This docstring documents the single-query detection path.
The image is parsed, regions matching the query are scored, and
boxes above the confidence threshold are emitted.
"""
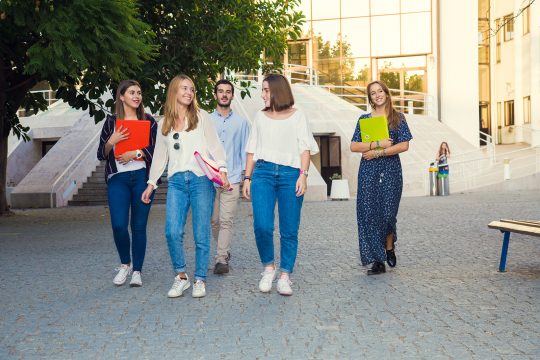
[0,0,157,215]
[0,0,304,215]
[136,0,304,113]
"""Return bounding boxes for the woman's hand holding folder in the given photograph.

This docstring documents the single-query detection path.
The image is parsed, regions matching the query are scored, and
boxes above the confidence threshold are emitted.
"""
[108,125,130,147]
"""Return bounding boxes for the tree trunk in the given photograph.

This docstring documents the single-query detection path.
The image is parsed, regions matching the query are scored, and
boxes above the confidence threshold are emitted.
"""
[0,57,9,215]
[0,59,36,215]
[0,130,8,215]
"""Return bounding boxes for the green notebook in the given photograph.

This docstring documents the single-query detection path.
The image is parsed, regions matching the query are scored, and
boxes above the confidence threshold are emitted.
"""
[359,115,390,145]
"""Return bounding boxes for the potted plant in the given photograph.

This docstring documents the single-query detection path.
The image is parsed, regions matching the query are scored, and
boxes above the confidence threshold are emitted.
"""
[329,173,349,200]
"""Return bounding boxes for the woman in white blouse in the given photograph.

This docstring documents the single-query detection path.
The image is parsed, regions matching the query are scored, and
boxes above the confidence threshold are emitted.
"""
[141,74,229,299]
[242,74,319,296]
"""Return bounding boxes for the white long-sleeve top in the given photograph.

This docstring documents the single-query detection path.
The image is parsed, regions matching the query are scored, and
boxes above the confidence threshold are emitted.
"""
[246,109,319,168]
[148,111,227,188]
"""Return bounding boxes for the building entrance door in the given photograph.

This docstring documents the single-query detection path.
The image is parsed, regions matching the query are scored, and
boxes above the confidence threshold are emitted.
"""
[479,101,491,146]
[313,135,341,195]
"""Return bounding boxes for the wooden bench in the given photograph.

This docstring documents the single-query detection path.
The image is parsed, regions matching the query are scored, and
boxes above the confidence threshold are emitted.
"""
[488,219,540,272]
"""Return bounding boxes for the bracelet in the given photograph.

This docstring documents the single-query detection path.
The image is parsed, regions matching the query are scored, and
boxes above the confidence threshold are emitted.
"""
[376,140,380,148]
[369,142,373,150]
[243,175,251,181]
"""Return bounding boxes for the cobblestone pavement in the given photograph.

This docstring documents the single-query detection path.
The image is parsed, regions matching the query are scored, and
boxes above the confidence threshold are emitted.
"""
[1,190,539,359]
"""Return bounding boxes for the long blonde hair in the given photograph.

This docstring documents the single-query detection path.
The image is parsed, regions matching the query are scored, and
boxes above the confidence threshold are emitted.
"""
[162,74,200,135]
[367,80,400,130]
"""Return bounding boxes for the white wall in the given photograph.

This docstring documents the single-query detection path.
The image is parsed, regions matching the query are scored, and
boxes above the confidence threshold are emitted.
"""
[529,1,540,146]
[490,0,540,146]
[438,0,480,147]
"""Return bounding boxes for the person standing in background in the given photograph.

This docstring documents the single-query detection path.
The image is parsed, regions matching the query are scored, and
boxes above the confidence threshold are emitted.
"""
[210,79,250,275]
[436,141,451,162]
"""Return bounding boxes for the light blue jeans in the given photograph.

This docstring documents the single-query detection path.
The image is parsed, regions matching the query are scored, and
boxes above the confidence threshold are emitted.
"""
[251,160,304,273]
[165,171,215,281]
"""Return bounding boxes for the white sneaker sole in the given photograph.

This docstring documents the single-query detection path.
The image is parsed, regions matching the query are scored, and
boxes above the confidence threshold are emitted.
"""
[167,283,191,298]
[192,291,206,298]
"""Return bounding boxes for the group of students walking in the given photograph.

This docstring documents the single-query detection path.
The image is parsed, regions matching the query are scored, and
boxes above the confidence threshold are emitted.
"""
[98,74,412,298]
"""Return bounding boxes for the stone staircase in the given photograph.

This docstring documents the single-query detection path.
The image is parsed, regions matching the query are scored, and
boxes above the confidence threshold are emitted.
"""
[68,162,169,206]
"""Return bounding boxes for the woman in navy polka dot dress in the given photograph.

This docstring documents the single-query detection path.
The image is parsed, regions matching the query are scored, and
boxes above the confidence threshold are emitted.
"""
[350,80,412,276]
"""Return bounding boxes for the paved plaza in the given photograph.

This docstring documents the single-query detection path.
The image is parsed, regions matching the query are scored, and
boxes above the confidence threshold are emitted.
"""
[1,190,539,359]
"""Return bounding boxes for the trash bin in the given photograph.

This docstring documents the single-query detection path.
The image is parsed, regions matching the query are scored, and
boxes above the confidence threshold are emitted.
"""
[428,162,438,196]
[437,155,450,196]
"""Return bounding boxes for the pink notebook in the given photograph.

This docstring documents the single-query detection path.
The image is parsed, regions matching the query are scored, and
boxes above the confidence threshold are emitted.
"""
[194,151,231,190]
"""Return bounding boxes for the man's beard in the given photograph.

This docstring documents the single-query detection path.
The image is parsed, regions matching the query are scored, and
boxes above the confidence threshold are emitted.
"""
[218,98,232,107]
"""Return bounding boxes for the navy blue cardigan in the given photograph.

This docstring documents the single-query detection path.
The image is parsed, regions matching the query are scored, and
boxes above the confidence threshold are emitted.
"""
[97,114,158,183]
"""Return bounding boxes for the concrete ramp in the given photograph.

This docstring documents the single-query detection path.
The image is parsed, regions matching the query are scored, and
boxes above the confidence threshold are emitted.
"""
[10,108,101,208]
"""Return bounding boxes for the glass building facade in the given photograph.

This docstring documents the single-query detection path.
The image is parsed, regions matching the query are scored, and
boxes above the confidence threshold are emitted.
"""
[290,0,432,93]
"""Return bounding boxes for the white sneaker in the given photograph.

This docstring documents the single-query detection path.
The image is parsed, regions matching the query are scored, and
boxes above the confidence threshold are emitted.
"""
[129,271,142,287]
[113,264,132,286]
[276,278,293,296]
[258,269,276,293]
[192,280,206,298]
[167,275,190,298]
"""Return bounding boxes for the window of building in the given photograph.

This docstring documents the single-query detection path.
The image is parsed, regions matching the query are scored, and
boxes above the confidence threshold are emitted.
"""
[401,12,431,54]
[401,0,431,13]
[311,0,340,20]
[504,100,514,126]
[523,5,530,35]
[523,96,531,124]
[496,19,501,63]
[341,0,369,18]
[370,0,400,16]
[504,14,514,41]
[371,15,400,56]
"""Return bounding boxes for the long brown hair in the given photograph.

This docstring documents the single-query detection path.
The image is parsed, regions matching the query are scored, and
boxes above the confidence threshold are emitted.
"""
[367,80,399,129]
[262,74,294,112]
[437,141,451,157]
[115,80,145,120]
[162,75,200,135]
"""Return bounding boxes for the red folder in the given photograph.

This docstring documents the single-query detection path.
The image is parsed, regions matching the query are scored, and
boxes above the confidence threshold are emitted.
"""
[194,151,232,190]
[114,120,150,159]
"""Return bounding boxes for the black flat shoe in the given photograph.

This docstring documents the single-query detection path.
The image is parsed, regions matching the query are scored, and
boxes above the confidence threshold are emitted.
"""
[367,261,386,276]
[386,248,396,268]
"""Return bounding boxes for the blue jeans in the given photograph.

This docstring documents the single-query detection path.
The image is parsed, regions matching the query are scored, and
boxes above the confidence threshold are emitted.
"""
[165,171,215,281]
[107,168,153,272]
[251,160,304,273]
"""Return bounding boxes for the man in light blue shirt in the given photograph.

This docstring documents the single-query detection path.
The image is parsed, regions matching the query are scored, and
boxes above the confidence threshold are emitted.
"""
[210,79,250,274]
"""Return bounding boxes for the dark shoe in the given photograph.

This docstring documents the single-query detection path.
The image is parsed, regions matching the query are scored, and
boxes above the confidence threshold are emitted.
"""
[367,261,386,276]
[213,262,229,275]
[386,248,396,268]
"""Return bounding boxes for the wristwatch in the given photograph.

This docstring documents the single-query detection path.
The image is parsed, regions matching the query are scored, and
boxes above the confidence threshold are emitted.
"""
[300,169,308,177]
[135,149,143,159]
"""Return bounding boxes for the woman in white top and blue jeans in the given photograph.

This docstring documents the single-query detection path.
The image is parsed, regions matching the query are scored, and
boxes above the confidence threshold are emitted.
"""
[242,74,319,296]
[142,75,229,298]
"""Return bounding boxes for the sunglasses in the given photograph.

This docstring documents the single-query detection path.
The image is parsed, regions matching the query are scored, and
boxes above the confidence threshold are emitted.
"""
[173,132,180,150]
